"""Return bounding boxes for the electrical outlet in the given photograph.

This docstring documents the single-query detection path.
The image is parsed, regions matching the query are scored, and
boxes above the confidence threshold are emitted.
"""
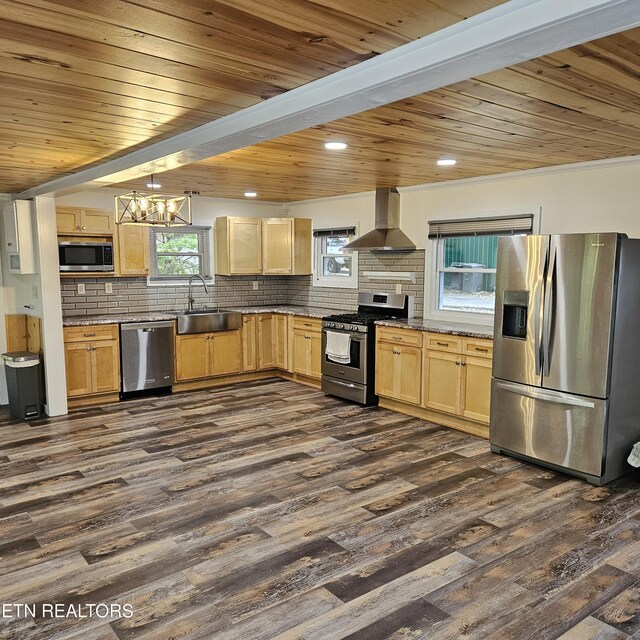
[395,283,402,294]
[253,281,259,290]
[77,283,86,295]
[32,284,38,299]
[105,282,113,294]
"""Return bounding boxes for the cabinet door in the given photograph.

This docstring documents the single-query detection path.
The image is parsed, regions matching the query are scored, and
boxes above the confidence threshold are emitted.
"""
[461,355,492,424]
[93,340,120,393]
[175,334,210,381]
[424,350,462,414]
[375,342,398,398]
[118,224,149,275]
[375,343,422,404]
[257,315,275,369]
[56,207,82,233]
[273,314,288,370]
[292,329,311,376]
[242,315,257,371]
[229,218,262,274]
[82,209,114,234]
[210,331,242,376]
[308,332,322,380]
[262,219,292,274]
[3,202,18,250]
[64,342,93,397]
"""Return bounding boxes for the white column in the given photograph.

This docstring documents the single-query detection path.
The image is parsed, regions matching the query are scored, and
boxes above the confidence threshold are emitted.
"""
[32,196,67,416]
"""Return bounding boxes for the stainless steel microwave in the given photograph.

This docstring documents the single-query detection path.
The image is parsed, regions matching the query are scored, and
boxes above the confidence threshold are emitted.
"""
[58,241,114,272]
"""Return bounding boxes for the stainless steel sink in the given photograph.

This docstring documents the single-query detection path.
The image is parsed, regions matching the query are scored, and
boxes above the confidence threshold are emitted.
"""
[175,309,242,334]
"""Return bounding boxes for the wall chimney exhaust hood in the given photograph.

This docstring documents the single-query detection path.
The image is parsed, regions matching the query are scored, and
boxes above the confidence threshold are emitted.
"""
[344,187,416,251]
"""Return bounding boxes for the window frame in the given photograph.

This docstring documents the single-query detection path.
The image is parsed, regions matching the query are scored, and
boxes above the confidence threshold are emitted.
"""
[313,227,358,289]
[423,209,540,324]
[147,225,214,286]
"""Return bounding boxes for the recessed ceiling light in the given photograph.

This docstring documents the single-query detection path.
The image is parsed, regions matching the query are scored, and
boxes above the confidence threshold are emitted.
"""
[146,181,162,188]
[244,191,258,198]
[324,141,348,150]
[437,159,457,167]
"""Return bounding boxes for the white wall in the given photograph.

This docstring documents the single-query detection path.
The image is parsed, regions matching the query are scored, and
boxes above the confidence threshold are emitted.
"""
[56,189,286,224]
[287,158,640,245]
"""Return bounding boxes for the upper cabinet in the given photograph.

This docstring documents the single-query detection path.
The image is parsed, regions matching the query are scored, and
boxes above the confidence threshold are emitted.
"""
[216,217,262,275]
[216,216,311,276]
[117,224,149,276]
[56,206,115,236]
[3,200,36,274]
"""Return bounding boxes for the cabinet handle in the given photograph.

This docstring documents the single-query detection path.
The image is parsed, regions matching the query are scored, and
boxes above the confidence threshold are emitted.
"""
[474,347,488,353]
[92,346,96,351]
[86,347,91,351]
[437,341,449,347]
[82,226,87,230]
[304,322,312,327]
[7,242,12,247]
[461,361,466,366]
[84,333,97,337]
[76,225,81,230]
[393,349,400,355]
[455,360,460,365]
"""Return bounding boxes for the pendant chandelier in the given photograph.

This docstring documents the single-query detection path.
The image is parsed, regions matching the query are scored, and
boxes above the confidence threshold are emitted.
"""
[115,178,195,226]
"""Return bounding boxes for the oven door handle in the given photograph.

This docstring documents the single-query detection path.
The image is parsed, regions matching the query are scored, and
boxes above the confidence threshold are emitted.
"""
[322,330,365,341]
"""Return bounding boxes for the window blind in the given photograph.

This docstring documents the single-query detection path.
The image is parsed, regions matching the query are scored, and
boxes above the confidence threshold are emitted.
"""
[149,225,212,281]
[312,227,356,238]
[428,214,534,239]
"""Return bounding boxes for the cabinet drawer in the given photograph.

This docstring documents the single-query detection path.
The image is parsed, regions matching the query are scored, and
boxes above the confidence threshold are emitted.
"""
[462,338,493,360]
[376,327,423,348]
[291,316,321,332]
[425,333,462,353]
[64,324,119,343]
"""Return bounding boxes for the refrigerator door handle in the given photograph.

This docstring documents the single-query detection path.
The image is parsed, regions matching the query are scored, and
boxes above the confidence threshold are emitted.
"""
[542,243,557,377]
[496,381,595,408]
[534,286,543,375]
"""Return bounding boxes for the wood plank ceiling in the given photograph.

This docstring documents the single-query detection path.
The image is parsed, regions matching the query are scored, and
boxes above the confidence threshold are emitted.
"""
[1,1,639,201]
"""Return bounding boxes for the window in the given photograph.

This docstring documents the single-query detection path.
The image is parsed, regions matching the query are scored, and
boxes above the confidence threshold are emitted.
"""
[148,225,212,283]
[313,227,358,288]
[426,214,534,320]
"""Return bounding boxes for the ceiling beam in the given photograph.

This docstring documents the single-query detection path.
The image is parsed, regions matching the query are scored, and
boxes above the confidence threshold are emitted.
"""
[18,0,640,199]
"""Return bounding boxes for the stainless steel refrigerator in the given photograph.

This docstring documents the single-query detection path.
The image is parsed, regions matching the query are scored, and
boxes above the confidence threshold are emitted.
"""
[490,232,640,485]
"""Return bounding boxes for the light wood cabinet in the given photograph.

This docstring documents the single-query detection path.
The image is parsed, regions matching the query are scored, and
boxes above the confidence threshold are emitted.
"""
[175,330,241,381]
[422,333,493,425]
[273,314,289,370]
[216,217,262,275]
[424,350,462,414]
[63,324,119,398]
[56,206,115,235]
[215,216,311,275]
[117,224,149,275]
[262,218,312,275]
[242,315,258,371]
[242,313,289,372]
[376,329,423,406]
[291,316,322,379]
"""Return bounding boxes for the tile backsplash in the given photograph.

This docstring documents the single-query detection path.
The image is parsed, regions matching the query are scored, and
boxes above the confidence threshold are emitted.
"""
[62,250,425,317]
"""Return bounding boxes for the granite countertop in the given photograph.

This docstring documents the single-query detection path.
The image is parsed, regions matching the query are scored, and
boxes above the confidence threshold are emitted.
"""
[62,305,345,327]
[375,318,493,339]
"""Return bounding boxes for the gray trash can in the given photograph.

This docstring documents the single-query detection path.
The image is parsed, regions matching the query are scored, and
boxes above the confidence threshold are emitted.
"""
[2,352,41,419]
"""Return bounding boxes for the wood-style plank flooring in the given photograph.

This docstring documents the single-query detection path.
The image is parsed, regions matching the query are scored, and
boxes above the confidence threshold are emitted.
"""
[0,378,639,639]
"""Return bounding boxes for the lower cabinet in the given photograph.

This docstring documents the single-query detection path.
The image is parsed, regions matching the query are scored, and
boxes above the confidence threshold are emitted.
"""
[291,316,322,379]
[63,324,120,398]
[422,333,493,425]
[241,313,289,372]
[175,330,241,381]
[375,331,423,406]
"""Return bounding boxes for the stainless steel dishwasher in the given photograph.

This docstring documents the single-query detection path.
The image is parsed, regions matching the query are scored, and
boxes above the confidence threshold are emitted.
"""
[120,321,175,394]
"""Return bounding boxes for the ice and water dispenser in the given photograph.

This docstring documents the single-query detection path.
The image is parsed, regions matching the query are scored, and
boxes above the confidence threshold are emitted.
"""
[502,290,528,339]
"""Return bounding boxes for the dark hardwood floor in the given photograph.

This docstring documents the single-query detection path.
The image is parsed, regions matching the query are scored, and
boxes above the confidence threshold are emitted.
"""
[0,378,639,639]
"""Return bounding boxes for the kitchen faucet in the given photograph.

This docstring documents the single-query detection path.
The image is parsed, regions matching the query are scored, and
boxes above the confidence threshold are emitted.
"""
[186,275,209,312]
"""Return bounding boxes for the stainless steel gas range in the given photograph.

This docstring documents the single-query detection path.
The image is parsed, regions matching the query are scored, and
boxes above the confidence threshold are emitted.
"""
[321,292,414,405]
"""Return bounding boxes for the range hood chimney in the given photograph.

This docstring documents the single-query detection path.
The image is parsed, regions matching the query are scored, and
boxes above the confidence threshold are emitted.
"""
[344,187,416,251]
